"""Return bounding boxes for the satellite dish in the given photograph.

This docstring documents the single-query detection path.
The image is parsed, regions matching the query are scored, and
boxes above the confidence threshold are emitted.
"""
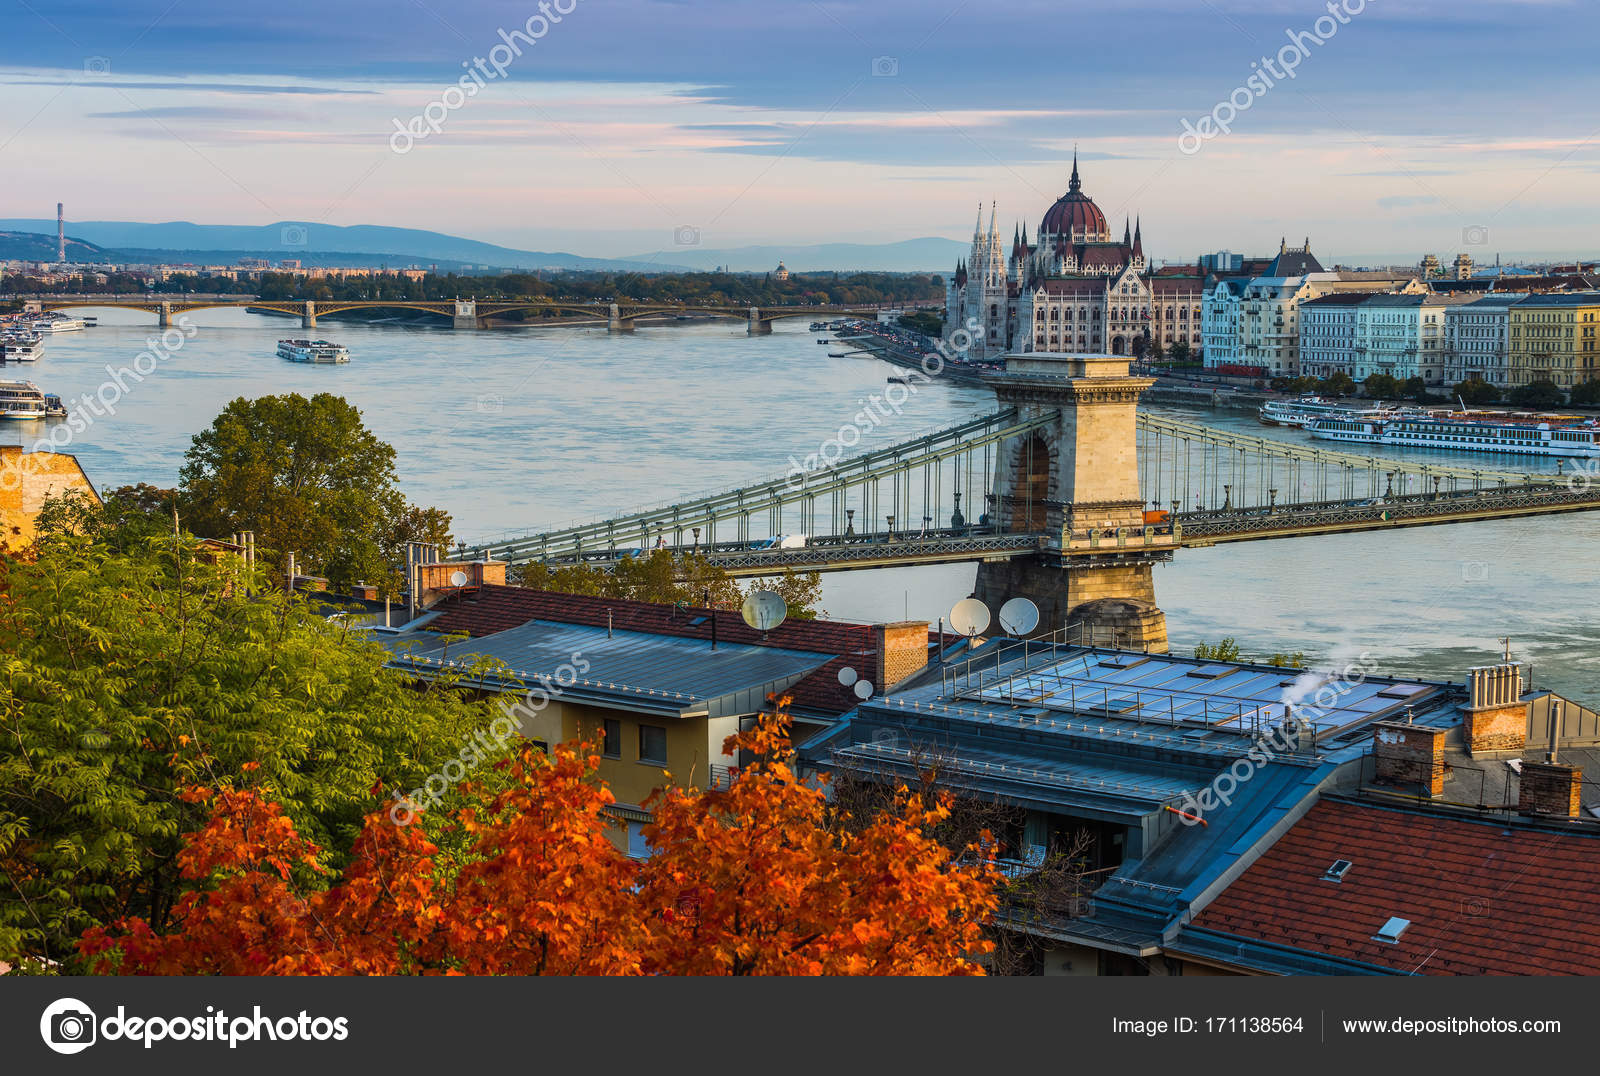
[449,570,469,587]
[741,589,788,633]
[998,596,1040,637]
[949,597,990,638]
[837,666,859,687]
[854,680,874,700]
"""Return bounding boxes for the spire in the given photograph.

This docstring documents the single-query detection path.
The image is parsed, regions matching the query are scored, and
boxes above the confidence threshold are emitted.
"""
[1068,145,1081,193]
[1021,221,1028,247]
[1133,216,1143,259]
[975,204,984,237]
[988,201,997,238]
[1124,217,1131,246]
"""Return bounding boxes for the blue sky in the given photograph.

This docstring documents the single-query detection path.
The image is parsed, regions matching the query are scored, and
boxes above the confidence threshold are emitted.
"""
[5,0,1598,261]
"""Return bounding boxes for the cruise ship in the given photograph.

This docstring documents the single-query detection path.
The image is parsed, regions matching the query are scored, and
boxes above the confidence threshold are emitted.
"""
[277,339,350,364]
[1,330,44,362]
[1307,411,1600,459]
[0,380,67,420]
[1258,395,1402,428]
[30,313,86,333]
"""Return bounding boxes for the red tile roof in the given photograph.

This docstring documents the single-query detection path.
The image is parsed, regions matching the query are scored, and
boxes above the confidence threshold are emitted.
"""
[424,585,894,715]
[1191,799,1600,975]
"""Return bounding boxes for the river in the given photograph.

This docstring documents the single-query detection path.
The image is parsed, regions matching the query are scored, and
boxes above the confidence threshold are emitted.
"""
[6,307,1596,703]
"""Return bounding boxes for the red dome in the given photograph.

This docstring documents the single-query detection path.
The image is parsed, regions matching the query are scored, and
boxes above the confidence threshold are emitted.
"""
[1039,190,1108,239]
[1039,153,1108,239]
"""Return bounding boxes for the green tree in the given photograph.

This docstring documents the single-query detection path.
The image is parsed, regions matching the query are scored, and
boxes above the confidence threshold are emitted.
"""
[1568,379,1600,406]
[1402,376,1428,401]
[1193,637,1242,662]
[1452,378,1500,405]
[1169,340,1192,364]
[0,538,501,966]
[179,394,442,592]
[1319,372,1356,397]
[1509,379,1565,409]
[1362,373,1402,399]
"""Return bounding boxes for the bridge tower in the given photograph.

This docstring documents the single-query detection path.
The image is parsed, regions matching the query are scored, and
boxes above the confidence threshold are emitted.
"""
[974,351,1176,651]
[607,303,633,333]
[301,301,317,330]
[747,306,771,335]
[157,301,172,328]
[453,301,479,330]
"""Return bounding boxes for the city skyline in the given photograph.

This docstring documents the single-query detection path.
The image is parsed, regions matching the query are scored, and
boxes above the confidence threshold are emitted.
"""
[4,0,1599,261]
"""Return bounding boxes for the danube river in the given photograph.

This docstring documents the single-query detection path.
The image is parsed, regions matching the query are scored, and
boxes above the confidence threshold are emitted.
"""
[6,307,1596,701]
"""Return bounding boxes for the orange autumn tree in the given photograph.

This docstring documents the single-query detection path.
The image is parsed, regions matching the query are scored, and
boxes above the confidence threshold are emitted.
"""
[80,701,999,976]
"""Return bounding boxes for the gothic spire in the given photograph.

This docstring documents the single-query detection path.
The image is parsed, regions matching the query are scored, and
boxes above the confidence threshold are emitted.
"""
[1133,216,1143,259]
[1069,146,1081,193]
[1123,217,1131,246]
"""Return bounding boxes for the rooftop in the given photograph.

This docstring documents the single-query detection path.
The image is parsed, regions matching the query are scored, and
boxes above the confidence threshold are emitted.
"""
[1182,798,1600,975]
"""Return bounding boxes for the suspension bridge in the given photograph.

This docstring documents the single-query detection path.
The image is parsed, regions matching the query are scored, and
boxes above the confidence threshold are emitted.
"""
[456,350,1600,650]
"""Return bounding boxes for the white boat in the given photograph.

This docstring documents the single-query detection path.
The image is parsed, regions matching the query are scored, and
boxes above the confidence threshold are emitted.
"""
[0,380,66,419]
[30,314,86,333]
[277,338,350,364]
[1308,411,1600,459]
[1,331,44,362]
[1258,395,1398,428]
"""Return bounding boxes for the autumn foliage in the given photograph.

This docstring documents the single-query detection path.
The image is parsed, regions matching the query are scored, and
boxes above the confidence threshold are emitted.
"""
[79,706,1000,975]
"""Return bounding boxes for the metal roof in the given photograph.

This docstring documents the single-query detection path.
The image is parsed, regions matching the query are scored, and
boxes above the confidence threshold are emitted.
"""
[384,619,831,719]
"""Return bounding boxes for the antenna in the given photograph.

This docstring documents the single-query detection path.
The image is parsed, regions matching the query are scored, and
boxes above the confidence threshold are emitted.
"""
[997,596,1040,637]
[741,589,788,638]
[949,597,990,641]
[449,569,469,588]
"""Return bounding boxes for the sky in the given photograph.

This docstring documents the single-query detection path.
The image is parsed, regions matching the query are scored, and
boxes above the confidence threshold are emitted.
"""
[4,0,1599,263]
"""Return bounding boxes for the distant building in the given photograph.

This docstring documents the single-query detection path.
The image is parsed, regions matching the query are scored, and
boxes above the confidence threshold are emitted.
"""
[772,261,790,281]
[1443,293,1520,387]
[1508,291,1600,389]
[0,447,100,552]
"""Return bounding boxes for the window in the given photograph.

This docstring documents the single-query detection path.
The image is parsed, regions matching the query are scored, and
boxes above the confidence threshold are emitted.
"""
[602,718,622,759]
[639,724,668,765]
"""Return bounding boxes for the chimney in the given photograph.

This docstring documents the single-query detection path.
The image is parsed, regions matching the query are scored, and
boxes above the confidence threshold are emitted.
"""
[873,621,932,691]
[1372,721,1446,797]
[1518,760,1581,818]
[57,202,65,262]
[1463,663,1527,756]
[351,582,378,601]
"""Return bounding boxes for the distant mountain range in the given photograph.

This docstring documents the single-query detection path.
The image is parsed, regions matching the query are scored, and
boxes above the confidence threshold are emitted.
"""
[0,220,678,272]
[0,219,968,274]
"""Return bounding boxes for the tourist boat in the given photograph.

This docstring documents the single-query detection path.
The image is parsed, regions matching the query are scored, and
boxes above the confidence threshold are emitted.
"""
[0,380,64,419]
[1257,395,1399,428]
[277,338,350,364]
[1307,411,1600,459]
[0,331,44,362]
[30,313,86,333]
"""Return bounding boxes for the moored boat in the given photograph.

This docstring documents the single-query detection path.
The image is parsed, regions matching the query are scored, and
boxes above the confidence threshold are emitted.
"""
[277,339,350,364]
[1307,410,1600,458]
[0,379,60,419]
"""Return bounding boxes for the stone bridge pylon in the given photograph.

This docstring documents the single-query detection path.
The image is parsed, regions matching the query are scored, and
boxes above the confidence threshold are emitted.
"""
[974,352,1176,652]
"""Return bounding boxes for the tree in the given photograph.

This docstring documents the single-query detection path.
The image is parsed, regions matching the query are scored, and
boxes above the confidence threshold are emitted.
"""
[179,394,445,591]
[0,538,501,966]
[1568,379,1600,407]
[1362,373,1402,399]
[1452,378,1500,405]
[1169,340,1192,364]
[1319,372,1355,397]
[1402,376,1428,401]
[1509,379,1565,409]
[1193,637,1243,662]
[78,705,1000,975]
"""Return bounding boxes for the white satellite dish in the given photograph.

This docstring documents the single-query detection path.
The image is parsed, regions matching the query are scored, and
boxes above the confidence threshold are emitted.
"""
[741,589,788,633]
[949,597,991,638]
[854,680,874,700]
[449,570,469,587]
[998,596,1040,636]
[837,666,859,687]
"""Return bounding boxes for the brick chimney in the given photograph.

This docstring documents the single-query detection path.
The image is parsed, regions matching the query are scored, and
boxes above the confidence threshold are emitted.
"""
[1372,720,1446,797]
[873,621,931,690]
[1519,761,1582,818]
[1463,663,1527,756]
[351,582,378,601]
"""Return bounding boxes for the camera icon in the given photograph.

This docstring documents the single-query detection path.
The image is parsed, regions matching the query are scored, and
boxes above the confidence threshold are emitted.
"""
[40,998,97,1055]
[281,224,310,247]
[1460,560,1490,583]
[871,55,899,77]
[1462,224,1490,246]
[1461,898,1491,919]
[1565,462,1598,492]
[673,225,701,246]
[83,56,112,77]
[475,393,504,414]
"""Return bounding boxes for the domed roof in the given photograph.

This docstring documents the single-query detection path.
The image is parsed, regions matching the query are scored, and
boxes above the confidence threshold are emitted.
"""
[1039,152,1108,239]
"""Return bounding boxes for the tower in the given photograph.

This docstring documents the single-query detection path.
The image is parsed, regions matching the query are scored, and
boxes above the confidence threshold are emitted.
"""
[56,203,64,263]
[973,350,1176,650]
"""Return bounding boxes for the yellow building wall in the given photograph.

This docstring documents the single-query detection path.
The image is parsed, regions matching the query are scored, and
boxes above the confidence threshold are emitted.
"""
[1509,302,1600,388]
[0,448,100,553]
